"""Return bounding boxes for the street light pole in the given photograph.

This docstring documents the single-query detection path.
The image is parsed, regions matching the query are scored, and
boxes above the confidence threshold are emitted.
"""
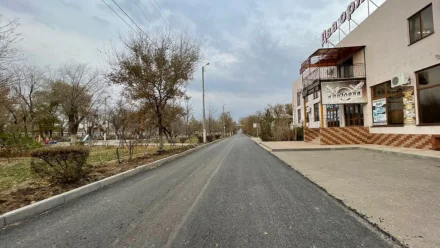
[202,62,210,143]
[222,104,226,137]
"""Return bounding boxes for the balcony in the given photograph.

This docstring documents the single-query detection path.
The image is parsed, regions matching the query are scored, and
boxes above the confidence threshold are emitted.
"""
[300,46,366,94]
[303,63,366,88]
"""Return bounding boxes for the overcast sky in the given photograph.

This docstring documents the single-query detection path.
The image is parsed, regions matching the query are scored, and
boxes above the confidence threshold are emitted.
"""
[0,0,385,120]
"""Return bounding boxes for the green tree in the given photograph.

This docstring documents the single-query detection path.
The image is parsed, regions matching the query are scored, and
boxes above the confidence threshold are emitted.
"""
[50,64,103,143]
[108,32,201,153]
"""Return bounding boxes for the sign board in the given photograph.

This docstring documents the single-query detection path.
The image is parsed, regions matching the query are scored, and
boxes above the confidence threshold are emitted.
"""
[253,123,257,128]
[372,98,387,125]
[403,87,416,125]
[321,80,367,104]
[322,0,366,47]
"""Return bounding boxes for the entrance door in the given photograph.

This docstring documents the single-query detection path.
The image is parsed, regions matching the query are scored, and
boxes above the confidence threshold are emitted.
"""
[326,104,340,127]
[344,104,364,126]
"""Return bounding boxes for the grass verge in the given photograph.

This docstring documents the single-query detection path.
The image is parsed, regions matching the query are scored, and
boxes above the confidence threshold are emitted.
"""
[0,145,194,214]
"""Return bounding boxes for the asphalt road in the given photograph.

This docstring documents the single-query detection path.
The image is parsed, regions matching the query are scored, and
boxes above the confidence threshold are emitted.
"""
[0,134,398,248]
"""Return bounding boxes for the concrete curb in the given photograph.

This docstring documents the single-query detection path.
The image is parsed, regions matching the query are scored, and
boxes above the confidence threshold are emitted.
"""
[359,147,440,162]
[0,138,228,228]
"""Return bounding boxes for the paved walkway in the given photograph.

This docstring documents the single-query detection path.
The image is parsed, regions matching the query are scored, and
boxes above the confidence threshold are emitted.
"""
[255,140,440,161]
[251,139,440,248]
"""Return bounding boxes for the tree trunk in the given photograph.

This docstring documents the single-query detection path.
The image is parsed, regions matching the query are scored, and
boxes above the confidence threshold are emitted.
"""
[69,120,79,144]
[158,126,164,154]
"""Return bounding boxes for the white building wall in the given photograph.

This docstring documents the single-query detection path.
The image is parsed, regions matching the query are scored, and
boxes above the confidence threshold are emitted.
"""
[336,0,440,134]
[291,77,303,126]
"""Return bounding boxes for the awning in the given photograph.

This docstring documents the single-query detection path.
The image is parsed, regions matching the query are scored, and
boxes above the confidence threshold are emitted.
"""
[300,46,365,74]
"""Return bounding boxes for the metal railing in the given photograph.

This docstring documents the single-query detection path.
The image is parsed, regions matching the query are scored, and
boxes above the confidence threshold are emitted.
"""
[303,63,366,89]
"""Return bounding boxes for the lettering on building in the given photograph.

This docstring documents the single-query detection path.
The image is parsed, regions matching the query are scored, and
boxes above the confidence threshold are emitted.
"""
[322,0,366,46]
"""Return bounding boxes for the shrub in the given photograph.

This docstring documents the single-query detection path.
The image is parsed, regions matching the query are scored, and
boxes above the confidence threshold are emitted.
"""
[214,134,221,140]
[197,136,203,143]
[30,146,91,183]
[206,135,214,142]
[0,134,42,157]
[179,137,188,145]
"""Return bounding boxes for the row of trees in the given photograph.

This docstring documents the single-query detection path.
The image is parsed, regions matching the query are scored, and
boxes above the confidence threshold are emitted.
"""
[240,103,294,141]
[0,17,234,153]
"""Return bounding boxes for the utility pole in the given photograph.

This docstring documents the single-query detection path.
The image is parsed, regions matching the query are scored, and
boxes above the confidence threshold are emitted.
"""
[222,104,226,137]
[202,63,210,143]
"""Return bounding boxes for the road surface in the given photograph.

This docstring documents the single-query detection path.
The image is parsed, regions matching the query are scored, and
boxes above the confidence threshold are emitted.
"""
[0,134,398,247]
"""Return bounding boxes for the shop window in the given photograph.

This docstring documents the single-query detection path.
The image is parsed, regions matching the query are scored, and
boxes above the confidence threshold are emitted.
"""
[417,64,440,124]
[313,91,319,99]
[297,109,302,123]
[409,4,434,45]
[297,92,301,106]
[371,81,404,126]
[314,103,320,121]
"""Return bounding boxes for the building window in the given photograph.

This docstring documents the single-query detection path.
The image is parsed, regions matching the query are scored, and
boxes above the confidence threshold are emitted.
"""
[305,94,308,103]
[371,81,404,126]
[408,4,434,45]
[314,103,320,121]
[297,92,301,106]
[313,91,319,99]
[417,64,440,124]
[297,109,302,123]
[306,111,309,123]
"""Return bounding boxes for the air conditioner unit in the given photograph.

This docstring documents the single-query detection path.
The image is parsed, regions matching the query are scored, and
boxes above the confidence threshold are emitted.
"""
[391,74,409,88]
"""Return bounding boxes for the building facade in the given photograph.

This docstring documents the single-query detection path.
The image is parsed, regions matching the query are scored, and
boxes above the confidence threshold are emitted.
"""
[292,0,440,149]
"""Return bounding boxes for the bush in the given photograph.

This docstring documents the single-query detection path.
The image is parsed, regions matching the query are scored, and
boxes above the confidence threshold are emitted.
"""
[197,136,203,143]
[0,134,42,157]
[179,137,188,145]
[214,134,221,140]
[30,146,91,183]
[206,135,214,142]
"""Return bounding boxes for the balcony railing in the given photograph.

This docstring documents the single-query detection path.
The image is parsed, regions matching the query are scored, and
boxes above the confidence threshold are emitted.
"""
[303,63,366,89]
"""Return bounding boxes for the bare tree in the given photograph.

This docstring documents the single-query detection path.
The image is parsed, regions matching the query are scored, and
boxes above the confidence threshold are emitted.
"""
[0,18,21,79]
[207,104,217,135]
[183,96,193,137]
[108,32,201,153]
[10,65,46,134]
[50,63,103,143]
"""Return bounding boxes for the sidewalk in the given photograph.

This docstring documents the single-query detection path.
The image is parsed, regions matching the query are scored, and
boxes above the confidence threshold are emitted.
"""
[253,140,440,248]
[259,140,440,161]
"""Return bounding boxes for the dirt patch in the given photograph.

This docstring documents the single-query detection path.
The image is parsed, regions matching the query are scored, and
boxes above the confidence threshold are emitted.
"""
[0,146,194,215]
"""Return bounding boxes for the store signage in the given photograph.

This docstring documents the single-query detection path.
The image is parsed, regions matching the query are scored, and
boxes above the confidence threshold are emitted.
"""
[322,80,367,104]
[403,88,416,125]
[322,0,366,46]
[372,98,387,125]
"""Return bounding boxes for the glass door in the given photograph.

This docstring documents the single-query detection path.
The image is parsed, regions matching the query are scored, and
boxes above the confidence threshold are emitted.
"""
[344,104,364,126]
[326,104,340,127]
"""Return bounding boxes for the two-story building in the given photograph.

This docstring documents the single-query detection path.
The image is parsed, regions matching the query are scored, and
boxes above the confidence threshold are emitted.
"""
[292,0,440,149]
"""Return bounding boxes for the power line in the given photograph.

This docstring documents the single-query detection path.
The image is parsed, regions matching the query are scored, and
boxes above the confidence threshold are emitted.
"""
[130,0,154,28]
[101,0,138,34]
[148,0,177,33]
[108,0,156,44]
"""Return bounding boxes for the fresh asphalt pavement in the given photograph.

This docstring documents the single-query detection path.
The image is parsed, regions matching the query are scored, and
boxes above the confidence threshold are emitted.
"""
[0,134,399,248]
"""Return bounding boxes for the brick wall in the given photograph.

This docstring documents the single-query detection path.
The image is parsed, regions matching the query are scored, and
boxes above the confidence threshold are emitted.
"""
[370,133,432,150]
[304,128,321,143]
[321,127,370,145]
[318,127,432,150]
